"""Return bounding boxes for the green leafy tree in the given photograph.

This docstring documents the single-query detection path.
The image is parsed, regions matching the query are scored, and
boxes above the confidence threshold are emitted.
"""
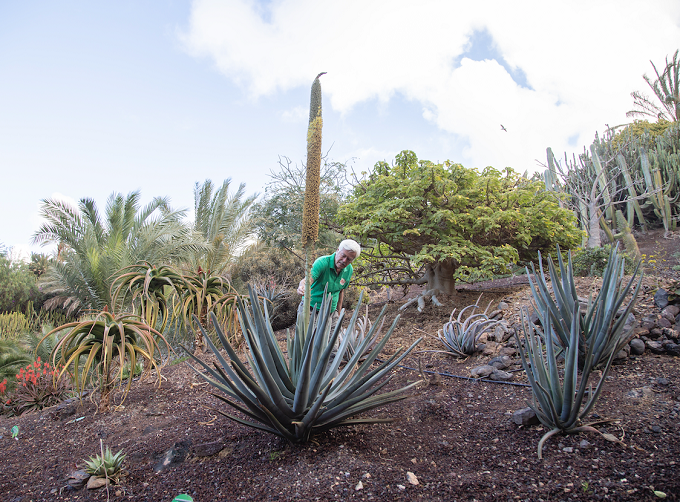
[0,251,43,314]
[32,191,201,315]
[253,155,347,257]
[189,179,257,274]
[627,50,679,122]
[338,151,582,304]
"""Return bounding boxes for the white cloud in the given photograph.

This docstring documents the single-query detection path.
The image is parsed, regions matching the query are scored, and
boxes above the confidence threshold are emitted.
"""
[280,105,307,123]
[181,0,680,171]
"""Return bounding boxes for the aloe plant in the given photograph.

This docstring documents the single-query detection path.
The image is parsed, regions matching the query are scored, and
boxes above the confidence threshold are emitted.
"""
[41,311,168,410]
[526,245,642,369]
[437,300,500,358]
[516,307,615,459]
[186,287,421,443]
[83,445,126,480]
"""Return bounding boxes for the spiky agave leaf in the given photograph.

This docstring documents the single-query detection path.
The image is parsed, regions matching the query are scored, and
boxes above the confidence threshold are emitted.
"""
[186,285,421,443]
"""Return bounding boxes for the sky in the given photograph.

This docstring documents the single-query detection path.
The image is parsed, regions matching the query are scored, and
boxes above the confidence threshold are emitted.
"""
[1,0,679,258]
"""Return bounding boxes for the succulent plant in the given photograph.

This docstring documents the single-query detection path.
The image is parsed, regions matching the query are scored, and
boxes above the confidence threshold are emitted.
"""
[336,298,382,362]
[83,445,126,480]
[526,244,642,369]
[438,300,500,358]
[516,306,615,459]
[41,311,168,410]
[186,286,421,443]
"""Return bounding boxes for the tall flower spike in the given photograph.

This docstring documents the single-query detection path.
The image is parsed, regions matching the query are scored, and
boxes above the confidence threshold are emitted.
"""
[301,72,325,248]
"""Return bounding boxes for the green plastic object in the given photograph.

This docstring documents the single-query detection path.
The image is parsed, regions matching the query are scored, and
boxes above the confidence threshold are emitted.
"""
[172,495,193,502]
[11,426,19,439]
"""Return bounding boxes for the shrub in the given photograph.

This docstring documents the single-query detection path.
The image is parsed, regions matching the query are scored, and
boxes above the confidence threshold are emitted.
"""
[571,245,636,277]
[0,312,31,341]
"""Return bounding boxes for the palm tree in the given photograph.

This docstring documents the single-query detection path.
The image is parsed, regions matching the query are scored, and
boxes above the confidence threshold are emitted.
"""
[32,191,202,315]
[628,50,680,122]
[189,179,257,275]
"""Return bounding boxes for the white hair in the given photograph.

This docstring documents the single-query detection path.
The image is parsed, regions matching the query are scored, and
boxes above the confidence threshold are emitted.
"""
[338,239,361,257]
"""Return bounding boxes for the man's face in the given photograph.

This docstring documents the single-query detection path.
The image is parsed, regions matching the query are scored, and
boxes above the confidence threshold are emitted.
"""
[335,248,357,271]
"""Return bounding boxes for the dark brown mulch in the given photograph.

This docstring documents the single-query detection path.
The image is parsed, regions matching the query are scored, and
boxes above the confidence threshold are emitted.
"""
[1,231,679,502]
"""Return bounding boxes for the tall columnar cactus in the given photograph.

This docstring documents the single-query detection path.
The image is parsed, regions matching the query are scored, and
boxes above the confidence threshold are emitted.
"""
[301,72,326,331]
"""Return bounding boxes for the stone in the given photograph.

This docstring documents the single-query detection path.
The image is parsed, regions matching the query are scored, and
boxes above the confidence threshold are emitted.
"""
[498,301,509,310]
[665,343,680,356]
[192,440,226,457]
[86,476,110,490]
[470,365,495,378]
[154,441,191,473]
[646,340,665,354]
[529,309,541,326]
[640,316,658,331]
[649,328,663,339]
[658,318,672,329]
[562,447,574,453]
[657,377,670,386]
[488,355,512,370]
[488,309,503,320]
[490,369,513,381]
[629,338,645,355]
[654,289,669,309]
[67,470,90,490]
[355,481,364,491]
[406,472,419,485]
[492,322,512,343]
[613,349,628,362]
[628,386,655,399]
[482,341,499,356]
[579,439,592,448]
[662,305,680,319]
[512,407,539,426]
[499,346,517,357]
[663,328,679,341]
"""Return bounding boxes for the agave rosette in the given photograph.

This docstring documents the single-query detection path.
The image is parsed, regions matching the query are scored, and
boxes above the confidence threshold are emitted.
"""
[438,301,500,358]
[186,286,421,443]
[527,245,642,368]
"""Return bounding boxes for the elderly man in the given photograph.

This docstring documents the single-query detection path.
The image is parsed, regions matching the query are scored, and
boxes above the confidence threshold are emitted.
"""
[297,239,361,323]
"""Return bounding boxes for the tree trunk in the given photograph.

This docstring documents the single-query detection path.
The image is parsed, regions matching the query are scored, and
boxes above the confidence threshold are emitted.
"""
[587,202,602,248]
[425,260,457,295]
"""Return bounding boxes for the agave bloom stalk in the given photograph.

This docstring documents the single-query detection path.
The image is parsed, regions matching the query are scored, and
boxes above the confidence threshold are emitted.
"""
[186,287,421,443]
[301,72,326,331]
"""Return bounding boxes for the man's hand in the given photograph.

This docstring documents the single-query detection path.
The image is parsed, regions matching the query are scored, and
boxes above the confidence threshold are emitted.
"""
[297,278,305,295]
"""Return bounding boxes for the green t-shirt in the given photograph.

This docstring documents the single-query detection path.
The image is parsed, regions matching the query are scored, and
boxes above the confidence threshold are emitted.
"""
[306,253,353,312]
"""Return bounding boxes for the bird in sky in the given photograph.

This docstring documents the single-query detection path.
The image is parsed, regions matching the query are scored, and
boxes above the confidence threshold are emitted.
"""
[500,124,507,132]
